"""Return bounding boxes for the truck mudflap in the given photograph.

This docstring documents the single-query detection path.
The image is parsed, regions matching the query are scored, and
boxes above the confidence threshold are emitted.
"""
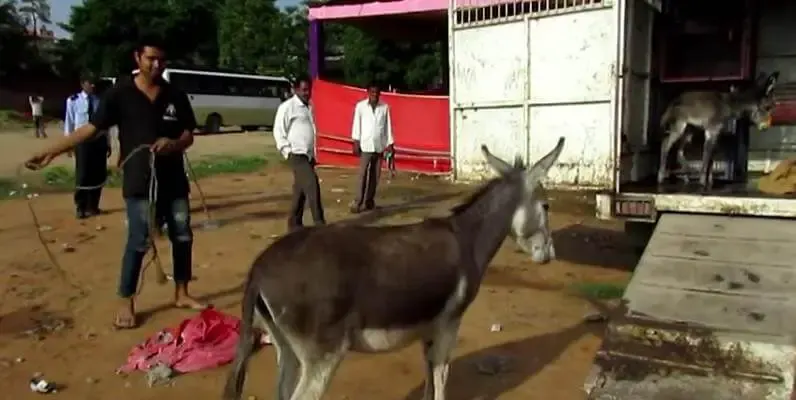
[584,213,796,399]
[583,303,794,400]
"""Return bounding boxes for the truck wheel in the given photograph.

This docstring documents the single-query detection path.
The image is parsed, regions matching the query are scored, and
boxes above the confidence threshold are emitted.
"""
[204,114,222,134]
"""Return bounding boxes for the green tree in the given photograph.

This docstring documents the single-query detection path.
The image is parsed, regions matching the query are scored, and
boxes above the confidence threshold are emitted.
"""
[217,0,284,74]
[16,0,50,36]
[0,1,35,78]
[328,24,443,92]
[278,4,310,79]
[284,4,444,91]
[65,0,221,76]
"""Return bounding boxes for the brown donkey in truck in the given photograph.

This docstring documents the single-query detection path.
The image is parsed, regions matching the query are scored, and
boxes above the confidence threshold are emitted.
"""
[657,71,779,190]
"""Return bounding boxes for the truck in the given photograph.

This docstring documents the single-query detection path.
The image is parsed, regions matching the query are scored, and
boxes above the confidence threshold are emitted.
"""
[448,0,796,397]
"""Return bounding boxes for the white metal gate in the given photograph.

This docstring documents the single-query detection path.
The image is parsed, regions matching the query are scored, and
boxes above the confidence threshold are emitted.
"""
[448,0,622,188]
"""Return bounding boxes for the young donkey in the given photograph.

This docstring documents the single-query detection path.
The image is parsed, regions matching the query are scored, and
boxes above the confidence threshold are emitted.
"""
[222,137,566,400]
[657,71,779,189]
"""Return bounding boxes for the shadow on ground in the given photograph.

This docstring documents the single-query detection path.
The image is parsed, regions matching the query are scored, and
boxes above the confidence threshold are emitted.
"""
[552,224,642,271]
[402,319,606,400]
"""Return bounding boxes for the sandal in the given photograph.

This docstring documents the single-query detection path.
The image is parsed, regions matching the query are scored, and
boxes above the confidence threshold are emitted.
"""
[113,312,137,330]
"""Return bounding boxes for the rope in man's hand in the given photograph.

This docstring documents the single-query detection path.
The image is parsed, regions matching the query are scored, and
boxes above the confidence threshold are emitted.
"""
[11,131,216,311]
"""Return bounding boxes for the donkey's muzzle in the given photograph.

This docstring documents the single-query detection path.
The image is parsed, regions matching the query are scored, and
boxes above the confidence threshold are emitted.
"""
[758,115,773,131]
[530,241,556,264]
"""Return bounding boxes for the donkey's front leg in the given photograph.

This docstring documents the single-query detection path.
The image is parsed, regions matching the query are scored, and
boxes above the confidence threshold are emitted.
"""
[422,319,462,400]
[658,123,686,186]
[699,129,721,191]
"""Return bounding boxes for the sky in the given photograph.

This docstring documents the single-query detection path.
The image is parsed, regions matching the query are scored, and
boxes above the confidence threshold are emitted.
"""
[51,0,301,38]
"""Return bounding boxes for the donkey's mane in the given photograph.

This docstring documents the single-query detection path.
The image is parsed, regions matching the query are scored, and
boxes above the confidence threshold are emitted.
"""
[450,176,507,216]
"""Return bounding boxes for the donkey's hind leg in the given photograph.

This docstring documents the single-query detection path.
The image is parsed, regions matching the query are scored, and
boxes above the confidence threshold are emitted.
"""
[288,340,348,400]
[658,120,687,186]
[675,133,692,184]
[264,322,300,400]
[422,319,463,400]
[699,127,721,191]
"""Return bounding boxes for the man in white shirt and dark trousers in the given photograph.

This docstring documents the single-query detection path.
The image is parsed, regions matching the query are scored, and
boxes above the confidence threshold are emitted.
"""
[28,94,47,138]
[273,78,326,232]
[350,83,394,213]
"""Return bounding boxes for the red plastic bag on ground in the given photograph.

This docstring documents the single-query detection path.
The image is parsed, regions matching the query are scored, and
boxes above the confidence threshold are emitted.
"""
[117,308,241,374]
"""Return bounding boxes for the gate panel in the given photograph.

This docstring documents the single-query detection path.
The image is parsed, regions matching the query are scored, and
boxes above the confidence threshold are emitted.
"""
[455,107,526,179]
[528,7,617,187]
[453,22,527,105]
[449,0,620,187]
[528,10,616,104]
[451,20,528,179]
[529,103,613,185]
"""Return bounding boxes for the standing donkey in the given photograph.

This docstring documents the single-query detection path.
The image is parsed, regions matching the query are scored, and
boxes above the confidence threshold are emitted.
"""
[657,71,779,190]
[222,137,566,400]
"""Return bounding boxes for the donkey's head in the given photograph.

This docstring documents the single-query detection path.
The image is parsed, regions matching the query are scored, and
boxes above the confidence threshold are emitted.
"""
[480,138,565,264]
[738,71,779,131]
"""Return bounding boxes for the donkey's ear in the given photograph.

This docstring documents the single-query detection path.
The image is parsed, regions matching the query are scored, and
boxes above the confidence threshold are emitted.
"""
[525,137,565,187]
[763,71,780,96]
[480,145,513,175]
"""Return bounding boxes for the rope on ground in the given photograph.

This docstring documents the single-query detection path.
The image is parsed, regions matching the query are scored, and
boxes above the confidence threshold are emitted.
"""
[10,132,216,310]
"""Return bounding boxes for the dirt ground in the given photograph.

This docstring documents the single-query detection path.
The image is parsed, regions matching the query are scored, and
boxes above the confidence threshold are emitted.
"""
[0,127,637,400]
[0,123,271,177]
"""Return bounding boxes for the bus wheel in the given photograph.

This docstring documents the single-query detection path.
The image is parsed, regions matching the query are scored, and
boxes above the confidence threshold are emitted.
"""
[204,114,222,133]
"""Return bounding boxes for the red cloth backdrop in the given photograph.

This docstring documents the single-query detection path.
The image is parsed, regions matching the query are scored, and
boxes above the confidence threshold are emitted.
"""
[313,79,451,174]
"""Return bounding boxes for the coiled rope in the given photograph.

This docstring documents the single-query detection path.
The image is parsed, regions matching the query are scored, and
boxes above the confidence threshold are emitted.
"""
[11,133,217,309]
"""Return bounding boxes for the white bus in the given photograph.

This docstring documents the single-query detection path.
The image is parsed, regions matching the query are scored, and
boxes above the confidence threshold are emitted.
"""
[100,68,292,133]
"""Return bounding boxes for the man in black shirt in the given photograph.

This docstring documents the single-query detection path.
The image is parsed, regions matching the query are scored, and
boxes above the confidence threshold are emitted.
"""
[24,38,205,329]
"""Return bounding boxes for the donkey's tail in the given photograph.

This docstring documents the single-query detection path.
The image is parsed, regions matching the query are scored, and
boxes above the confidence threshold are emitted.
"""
[222,281,270,400]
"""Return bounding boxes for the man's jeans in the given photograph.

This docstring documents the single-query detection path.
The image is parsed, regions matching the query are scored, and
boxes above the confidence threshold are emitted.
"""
[119,197,193,298]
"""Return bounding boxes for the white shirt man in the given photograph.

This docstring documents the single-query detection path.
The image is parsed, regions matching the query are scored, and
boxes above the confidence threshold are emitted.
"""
[28,95,46,138]
[272,80,325,231]
[350,84,394,213]
[351,96,394,153]
[273,93,316,160]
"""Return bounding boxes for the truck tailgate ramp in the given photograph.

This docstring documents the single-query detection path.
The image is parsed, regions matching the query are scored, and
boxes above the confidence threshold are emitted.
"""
[584,213,796,400]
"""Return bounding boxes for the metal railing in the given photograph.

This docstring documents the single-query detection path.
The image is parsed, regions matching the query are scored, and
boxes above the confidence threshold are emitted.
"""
[453,0,607,27]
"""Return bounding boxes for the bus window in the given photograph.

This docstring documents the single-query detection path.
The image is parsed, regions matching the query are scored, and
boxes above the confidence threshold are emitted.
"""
[239,79,266,97]
[277,82,291,100]
[169,72,197,93]
[194,74,223,95]
[224,76,241,95]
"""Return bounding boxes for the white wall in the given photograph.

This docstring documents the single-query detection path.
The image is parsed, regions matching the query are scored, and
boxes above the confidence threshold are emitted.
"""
[450,2,620,189]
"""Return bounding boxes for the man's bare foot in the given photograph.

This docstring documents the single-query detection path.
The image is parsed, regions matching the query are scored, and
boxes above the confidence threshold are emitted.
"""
[174,284,208,310]
[174,295,207,311]
[113,299,137,329]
